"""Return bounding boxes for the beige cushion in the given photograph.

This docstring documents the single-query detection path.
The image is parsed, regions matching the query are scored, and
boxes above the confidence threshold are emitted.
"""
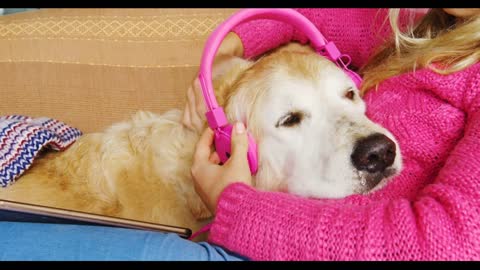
[0,8,238,133]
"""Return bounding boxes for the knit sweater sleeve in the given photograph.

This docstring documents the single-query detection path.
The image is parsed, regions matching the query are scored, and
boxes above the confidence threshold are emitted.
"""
[232,8,424,69]
[208,71,480,261]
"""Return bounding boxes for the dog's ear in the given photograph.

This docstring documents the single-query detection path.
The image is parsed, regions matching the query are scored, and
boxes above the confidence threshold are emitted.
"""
[212,54,252,80]
[212,55,254,108]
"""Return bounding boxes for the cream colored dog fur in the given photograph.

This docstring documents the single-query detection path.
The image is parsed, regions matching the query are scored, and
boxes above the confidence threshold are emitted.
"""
[0,44,402,233]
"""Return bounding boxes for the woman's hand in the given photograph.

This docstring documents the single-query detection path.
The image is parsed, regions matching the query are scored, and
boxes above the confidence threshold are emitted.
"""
[182,32,244,133]
[191,122,253,214]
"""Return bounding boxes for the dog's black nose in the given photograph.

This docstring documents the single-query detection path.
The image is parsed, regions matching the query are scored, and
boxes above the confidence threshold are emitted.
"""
[351,133,396,174]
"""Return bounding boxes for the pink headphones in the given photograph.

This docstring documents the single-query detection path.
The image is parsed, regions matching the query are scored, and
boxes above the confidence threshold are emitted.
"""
[198,8,362,175]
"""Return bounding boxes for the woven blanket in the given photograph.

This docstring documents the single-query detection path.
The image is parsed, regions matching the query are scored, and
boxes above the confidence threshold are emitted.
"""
[0,115,82,187]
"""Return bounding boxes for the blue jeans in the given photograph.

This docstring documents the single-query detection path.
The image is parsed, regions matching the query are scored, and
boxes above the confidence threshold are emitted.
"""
[0,222,247,261]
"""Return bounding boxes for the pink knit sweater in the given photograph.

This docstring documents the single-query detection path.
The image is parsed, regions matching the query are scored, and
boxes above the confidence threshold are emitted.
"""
[207,9,480,260]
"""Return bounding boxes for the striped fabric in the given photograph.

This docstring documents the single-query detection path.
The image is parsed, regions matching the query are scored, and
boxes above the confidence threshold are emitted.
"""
[0,115,82,187]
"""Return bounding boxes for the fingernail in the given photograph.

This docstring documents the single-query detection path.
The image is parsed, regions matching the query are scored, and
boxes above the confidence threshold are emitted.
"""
[234,122,245,134]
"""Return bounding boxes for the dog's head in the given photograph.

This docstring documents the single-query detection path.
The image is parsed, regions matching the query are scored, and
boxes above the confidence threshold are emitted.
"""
[212,43,402,199]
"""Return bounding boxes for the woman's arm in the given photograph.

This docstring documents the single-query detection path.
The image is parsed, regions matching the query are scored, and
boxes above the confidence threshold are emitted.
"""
[208,71,480,261]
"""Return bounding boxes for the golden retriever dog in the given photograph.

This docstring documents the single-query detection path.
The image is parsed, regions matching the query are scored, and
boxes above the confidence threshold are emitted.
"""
[0,43,402,234]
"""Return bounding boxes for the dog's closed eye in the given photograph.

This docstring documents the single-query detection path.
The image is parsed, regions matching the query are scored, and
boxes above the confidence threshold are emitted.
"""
[276,111,306,128]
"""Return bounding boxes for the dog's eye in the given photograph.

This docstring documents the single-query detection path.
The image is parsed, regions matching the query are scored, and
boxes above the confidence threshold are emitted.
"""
[344,89,355,100]
[276,111,304,128]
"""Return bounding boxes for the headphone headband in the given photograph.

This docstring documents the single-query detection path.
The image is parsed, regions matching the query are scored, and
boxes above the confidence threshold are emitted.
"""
[198,8,362,129]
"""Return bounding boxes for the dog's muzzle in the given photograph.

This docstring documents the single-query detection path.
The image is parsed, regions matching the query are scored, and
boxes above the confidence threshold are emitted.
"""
[351,133,396,188]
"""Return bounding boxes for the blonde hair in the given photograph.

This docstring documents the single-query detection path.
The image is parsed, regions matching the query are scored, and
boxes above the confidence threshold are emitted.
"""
[359,8,480,94]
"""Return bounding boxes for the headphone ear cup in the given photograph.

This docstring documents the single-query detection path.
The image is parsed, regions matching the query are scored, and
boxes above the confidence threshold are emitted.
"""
[245,131,259,174]
[213,126,233,165]
[213,125,258,175]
